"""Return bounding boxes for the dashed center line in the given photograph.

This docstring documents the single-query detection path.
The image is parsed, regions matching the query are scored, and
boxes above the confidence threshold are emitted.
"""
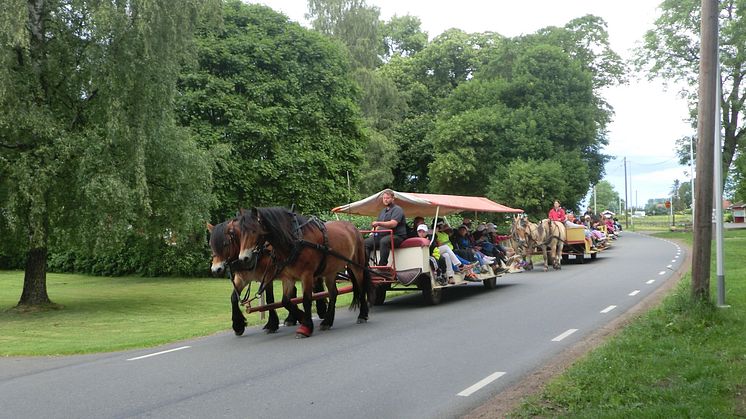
[551,329,578,342]
[666,264,673,269]
[600,305,617,314]
[629,290,640,296]
[671,259,677,263]
[646,279,656,284]
[127,346,191,361]
[457,371,506,397]
[658,271,666,275]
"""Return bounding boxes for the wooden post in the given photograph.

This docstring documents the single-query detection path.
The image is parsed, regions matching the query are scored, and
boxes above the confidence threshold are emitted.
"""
[692,0,718,301]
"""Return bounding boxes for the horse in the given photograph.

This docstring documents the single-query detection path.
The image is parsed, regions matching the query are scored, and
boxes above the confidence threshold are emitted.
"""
[511,214,566,271]
[237,207,373,338]
[207,218,327,336]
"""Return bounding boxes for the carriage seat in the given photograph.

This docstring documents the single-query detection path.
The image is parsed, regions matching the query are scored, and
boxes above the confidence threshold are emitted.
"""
[399,237,429,248]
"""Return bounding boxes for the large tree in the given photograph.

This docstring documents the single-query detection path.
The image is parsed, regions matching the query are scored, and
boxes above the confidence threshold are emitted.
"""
[179,2,366,216]
[0,0,215,306]
[636,0,746,183]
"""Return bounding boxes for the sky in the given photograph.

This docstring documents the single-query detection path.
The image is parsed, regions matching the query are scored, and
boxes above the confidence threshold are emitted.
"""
[254,0,694,208]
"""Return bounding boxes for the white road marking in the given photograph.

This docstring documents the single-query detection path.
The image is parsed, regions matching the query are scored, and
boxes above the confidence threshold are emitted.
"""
[551,329,578,342]
[666,265,673,269]
[658,271,666,275]
[127,346,191,361]
[672,259,677,263]
[600,305,617,314]
[457,371,506,397]
[629,290,640,296]
[646,279,655,284]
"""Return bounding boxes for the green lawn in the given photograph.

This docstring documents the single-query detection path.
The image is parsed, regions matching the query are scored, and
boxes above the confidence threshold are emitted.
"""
[0,273,354,356]
[511,229,746,418]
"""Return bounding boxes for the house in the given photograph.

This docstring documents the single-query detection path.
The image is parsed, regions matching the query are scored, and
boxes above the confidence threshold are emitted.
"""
[729,202,745,223]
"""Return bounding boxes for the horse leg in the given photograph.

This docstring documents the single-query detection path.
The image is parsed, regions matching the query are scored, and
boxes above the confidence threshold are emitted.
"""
[262,281,279,333]
[320,276,337,331]
[355,266,371,324]
[283,285,299,326]
[295,277,315,338]
[556,241,564,270]
[313,279,328,320]
[230,291,246,336]
[281,280,305,332]
[541,246,549,272]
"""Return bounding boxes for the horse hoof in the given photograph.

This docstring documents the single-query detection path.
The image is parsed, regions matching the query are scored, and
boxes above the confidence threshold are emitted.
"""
[356,318,368,324]
[320,324,331,331]
[295,325,312,338]
[264,328,278,334]
[233,327,245,336]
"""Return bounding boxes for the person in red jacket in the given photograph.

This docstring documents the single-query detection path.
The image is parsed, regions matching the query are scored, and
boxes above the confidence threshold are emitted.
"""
[548,200,566,222]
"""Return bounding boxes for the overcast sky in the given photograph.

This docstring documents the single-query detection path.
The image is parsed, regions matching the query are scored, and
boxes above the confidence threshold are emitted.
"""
[254,0,693,208]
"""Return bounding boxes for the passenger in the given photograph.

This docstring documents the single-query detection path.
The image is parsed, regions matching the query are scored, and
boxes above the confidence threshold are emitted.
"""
[452,224,496,270]
[407,216,426,238]
[434,221,474,282]
[549,200,583,229]
[418,224,452,284]
[364,189,407,267]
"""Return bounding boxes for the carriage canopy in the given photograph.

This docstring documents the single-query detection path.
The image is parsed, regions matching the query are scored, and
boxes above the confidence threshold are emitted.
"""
[331,190,523,218]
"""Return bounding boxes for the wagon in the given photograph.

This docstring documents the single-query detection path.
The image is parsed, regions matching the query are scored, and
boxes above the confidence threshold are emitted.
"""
[332,190,523,305]
[561,225,613,264]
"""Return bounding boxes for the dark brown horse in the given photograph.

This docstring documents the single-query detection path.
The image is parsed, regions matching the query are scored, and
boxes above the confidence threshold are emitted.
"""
[511,214,566,271]
[238,207,372,338]
[207,218,327,336]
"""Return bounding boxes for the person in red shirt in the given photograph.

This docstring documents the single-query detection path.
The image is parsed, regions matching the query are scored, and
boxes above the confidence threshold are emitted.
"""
[548,200,567,222]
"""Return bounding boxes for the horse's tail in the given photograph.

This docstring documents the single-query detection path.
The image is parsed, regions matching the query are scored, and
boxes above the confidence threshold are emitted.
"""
[349,238,372,310]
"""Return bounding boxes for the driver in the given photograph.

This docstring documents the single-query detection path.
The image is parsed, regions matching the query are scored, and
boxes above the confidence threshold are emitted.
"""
[364,189,407,266]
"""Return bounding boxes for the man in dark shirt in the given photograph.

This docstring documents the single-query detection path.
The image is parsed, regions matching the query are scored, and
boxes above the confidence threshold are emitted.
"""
[364,189,407,266]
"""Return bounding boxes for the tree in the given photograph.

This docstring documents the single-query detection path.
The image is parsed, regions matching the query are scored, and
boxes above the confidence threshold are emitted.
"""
[179,2,366,216]
[635,0,746,185]
[588,180,621,213]
[306,0,384,69]
[382,14,428,59]
[0,0,216,306]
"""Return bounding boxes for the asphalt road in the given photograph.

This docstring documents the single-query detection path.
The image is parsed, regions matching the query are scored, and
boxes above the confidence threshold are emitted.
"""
[0,232,685,419]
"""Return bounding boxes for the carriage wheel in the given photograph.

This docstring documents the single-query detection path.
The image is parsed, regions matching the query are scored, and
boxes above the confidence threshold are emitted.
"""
[590,252,597,260]
[576,254,585,264]
[561,254,569,262]
[373,284,389,306]
[421,274,442,305]
[483,276,497,289]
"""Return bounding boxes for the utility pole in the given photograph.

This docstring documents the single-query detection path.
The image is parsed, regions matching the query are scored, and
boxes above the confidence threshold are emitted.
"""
[692,0,718,301]
[619,156,629,230]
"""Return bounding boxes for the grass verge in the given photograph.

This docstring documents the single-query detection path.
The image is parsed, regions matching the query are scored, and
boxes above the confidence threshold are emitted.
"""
[0,272,359,356]
[510,229,746,418]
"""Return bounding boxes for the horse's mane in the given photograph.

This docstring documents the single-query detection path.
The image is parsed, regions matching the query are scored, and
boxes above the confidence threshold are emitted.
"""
[209,220,230,253]
[254,207,313,255]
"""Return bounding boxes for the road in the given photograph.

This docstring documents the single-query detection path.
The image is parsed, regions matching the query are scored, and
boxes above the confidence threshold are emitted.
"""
[0,232,685,419]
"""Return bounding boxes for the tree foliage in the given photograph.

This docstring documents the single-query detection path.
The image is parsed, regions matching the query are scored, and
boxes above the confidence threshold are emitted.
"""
[635,0,746,184]
[0,0,217,304]
[178,2,366,216]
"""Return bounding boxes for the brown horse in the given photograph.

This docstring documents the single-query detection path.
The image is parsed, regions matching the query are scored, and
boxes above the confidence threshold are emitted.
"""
[511,214,566,271]
[207,218,327,336]
[238,207,372,338]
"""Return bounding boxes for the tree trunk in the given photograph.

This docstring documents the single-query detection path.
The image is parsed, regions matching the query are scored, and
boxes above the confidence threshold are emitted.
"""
[18,247,52,306]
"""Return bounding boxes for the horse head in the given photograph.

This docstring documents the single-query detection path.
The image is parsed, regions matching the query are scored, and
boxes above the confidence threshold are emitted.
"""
[511,214,530,249]
[207,218,241,276]
[236,207,270,267]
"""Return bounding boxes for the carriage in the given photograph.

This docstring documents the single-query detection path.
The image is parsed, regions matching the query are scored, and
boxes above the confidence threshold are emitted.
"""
[561,226,598,263]
[332,190,523,305]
